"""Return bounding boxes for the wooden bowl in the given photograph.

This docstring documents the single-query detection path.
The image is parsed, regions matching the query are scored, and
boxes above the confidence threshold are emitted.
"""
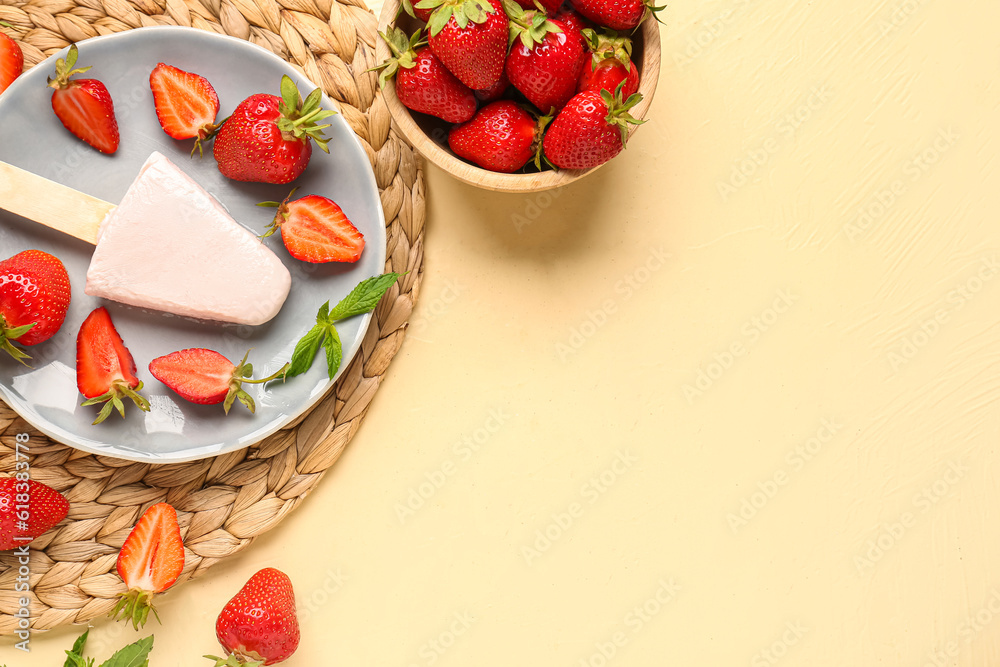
[375,0,662,193]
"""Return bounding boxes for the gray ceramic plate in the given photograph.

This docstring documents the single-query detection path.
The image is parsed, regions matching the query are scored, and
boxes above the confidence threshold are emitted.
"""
[0,27,386,463]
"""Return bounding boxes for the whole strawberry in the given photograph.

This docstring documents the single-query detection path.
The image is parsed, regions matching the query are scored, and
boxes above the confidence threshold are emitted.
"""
[422,0,508,90]
[213,75,336,184]
[375,27,476,123]
[577,28,638,98]
[543,83,644,170]
[208,568,300,666]
[401,0,434,22]
[553,6,589,33]
[505,1,586,113]
[0,27,23,95]
[570,0,662,30]
[510,0,562,14]
[0,249,72,365]
[474,69,509,103]
[48,44,119,154]
[449,100,548,172]
[0,478,69,551]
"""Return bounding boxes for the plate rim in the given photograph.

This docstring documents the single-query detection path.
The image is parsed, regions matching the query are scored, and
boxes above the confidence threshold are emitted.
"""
[0,25,388,463]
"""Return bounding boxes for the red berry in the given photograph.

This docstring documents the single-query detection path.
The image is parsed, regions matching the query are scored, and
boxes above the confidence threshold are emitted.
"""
[0,249,71,364]
[0,478,68,551]
[510,0,562,14]
[570,0,661,31]
[76,307,150,424]
[449,100,541,172]
[0,31,23,95]
[474,69,509,103]
[376,29,477,123]
[579,58,638,97]
[543,86,644,170]
[212,568,300,666]
[49,45,119,154]
[505,8,586,113]
[263,192,366,263]
[426,0,508,90]
[149,63,220,154]
[578,28,639,97]
[149,348,290,414]
[213,76,335,184]
[111,503,185,630]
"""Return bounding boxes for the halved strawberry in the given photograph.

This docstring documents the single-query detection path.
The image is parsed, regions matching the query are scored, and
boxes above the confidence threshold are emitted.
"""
[112,502,185,630]
[76,307,150,424]
[148,348,289,414]
[260,190,365,263]
[0,29,24,95]
[48,44,119,154]
[149,63,220,156]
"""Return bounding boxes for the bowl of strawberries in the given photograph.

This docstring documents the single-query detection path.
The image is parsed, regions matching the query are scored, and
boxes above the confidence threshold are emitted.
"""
[375,0,661,192]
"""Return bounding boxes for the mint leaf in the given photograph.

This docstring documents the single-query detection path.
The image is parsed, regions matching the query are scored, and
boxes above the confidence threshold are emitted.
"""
[287,273,401,379]
[64,630,91,667]
[324,325,343,379]
[98,636,153,667]
[327,273,400,321]
[287,324,327,378]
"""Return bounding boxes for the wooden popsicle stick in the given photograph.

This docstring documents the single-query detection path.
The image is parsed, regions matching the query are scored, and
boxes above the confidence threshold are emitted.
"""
[0,160,114,246]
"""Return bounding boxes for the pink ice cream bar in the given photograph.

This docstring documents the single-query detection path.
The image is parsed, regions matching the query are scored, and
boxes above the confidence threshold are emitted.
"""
[0,152,291,326]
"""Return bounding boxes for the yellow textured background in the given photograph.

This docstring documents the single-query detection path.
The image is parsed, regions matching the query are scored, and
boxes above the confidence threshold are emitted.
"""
[6,0,1000,665]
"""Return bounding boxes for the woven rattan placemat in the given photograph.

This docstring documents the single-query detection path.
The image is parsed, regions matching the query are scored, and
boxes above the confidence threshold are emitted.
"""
[0,0,424,634]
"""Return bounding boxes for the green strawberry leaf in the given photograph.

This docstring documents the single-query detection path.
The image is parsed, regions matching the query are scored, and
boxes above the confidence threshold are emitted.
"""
[97,636,154,667]
[327,273,401,321]
[300,87,323,117]
[279,75,300,114]
[428,6,453,35]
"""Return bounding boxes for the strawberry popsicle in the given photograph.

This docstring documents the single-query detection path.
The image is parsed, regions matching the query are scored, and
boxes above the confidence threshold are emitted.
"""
[83,152,291,325]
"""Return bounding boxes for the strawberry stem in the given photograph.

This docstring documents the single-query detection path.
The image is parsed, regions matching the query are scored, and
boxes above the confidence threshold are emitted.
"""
[258,188,298,239]
[47,44,93,90]
[222,351,289,415]
[110,588,161,631]
[205,653,266,667]
[82,380,151,425]
[0,316,35,366]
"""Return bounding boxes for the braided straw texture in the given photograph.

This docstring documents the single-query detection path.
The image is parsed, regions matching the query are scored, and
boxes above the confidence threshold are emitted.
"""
[0,0,424,634]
